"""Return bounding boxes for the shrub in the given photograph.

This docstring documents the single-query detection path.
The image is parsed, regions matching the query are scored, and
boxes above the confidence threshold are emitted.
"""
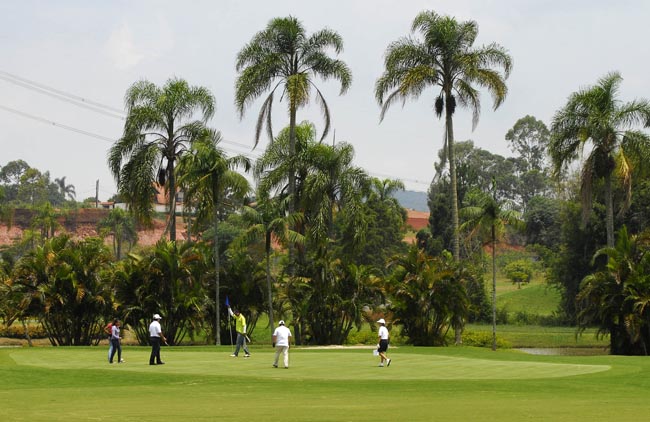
[0,322,47,339]
[462,331,511,348]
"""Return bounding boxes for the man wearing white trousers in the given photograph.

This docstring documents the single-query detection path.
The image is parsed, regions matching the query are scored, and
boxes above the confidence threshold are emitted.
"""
[272,320,292,369]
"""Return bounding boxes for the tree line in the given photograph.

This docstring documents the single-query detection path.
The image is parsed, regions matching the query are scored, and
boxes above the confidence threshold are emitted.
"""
[2,11,650,354]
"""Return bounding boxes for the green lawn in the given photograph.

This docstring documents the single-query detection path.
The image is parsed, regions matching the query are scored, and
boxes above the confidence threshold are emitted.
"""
[2,345,649,421]
[495,272,561,316]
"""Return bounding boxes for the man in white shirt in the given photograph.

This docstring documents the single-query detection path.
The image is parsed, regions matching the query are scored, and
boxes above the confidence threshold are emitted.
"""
[377,318,391,367]
[149,313,167,365]
[272,320,292,369]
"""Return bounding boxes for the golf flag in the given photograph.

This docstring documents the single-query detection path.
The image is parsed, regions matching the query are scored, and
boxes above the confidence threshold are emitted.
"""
[225,296,230,307]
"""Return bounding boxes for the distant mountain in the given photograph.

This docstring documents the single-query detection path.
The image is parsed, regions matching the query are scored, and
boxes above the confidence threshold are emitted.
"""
[392,190,428,212]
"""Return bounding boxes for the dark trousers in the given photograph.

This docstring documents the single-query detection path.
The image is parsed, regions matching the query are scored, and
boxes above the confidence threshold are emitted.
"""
[149,337,162,364]
[109,338,121,363]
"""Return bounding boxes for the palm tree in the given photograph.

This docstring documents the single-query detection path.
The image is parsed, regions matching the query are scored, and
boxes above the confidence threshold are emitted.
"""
[235,16,352,268]
[177,129,250,345]
[550,72,650,248]
[376,10,512,260]
[10,235,114,345]
[460,179,523,350]
[108,78,215,241]
[97,208,138,259]
[578,226,650,355]
[236,195,304,336]
[387,244,468,346]
[303,141,369,251]
[54,176,76,201]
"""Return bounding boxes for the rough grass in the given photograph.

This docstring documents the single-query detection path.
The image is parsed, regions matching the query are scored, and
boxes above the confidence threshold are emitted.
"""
[2,345,650,421]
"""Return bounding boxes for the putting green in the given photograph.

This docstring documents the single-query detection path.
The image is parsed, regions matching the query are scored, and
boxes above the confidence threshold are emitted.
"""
[7,346,609,380]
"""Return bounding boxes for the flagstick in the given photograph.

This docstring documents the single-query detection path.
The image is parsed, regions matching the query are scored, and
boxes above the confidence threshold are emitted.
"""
[228,312,234,354]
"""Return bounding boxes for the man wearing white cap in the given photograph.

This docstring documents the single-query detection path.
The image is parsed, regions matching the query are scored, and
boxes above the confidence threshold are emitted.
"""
[377,318,391,367]
[149,313,167,365]
[272,320,292,369]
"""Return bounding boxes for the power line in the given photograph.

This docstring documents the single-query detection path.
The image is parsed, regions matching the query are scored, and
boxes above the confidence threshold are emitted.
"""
[0,71,431,190]
[0,70,125,115]
[0,104,117,143]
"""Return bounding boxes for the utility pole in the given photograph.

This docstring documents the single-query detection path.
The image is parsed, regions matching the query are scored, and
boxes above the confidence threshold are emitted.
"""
[95,180,99,208]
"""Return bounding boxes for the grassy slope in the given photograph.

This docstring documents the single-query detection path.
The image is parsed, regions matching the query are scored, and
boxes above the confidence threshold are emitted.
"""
[2,346,649,421]
[495,273,560,316]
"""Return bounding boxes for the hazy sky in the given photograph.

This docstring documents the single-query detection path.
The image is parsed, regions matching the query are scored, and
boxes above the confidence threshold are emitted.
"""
[1,0,648,200]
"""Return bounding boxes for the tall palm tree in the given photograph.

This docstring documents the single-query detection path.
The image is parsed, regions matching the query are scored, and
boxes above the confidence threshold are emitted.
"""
[177,129,250,345]
[236,195,304,336]
[54,176,76,201]
[235,16,352,267]
[460,180,523,350]
[376,10,512,260]
[108,78,215,241]
[550,72,650,248]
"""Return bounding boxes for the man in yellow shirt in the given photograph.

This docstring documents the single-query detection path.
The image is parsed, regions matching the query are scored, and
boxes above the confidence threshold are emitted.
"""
[228,307,251,357]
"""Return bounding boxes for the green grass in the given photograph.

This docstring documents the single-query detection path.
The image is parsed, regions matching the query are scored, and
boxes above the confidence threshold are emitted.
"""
[465,324,609,349]
[2,345,649,421]
[495,272,561,316]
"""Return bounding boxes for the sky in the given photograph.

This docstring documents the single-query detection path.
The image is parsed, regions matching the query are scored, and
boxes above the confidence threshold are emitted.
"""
[1,0,649,201]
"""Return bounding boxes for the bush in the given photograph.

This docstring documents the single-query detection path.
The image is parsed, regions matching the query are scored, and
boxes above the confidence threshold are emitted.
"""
[345,329,377,345]
[0,322,47,339]
[461,330,512,348]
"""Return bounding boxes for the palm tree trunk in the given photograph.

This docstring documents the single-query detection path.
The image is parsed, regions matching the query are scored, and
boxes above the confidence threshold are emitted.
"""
[446,93,463,345]
[265,231,275,337]
[446,102,460,260]
[491,225,497,351]
[168,158,177,242]
[214,208,221,345]
[287,105,297,275]
[604,173,615,248]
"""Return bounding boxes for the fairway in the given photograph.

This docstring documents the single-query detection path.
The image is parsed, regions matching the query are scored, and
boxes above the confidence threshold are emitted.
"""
[4,345,650,421]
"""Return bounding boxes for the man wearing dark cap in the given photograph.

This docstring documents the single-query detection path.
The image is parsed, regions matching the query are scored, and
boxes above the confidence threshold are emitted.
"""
[228,306,250,357]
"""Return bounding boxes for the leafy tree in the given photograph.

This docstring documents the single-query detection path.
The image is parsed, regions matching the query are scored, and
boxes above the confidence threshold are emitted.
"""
[177,129,250,345]
[0,160,29,203]
[550,72,650,248]
[460,180,523,350]
[235,16,352,269]
[376,10,512,260]
[547,201,606,324]
[503,259,534,288]
[108,78,215,241]
[505,115,550,172]
[337,178,407,270]
[523,196,562,249]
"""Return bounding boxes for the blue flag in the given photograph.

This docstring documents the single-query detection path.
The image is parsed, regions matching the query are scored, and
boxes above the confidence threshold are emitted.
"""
[225,296,230,307]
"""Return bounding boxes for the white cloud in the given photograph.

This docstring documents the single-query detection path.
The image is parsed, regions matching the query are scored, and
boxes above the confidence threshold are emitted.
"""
[105,22,144,70]
[104,14,175,71]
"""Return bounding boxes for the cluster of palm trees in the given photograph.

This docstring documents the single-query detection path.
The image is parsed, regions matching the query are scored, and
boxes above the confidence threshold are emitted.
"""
[3,10,650,352]
[101,11,512,344]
